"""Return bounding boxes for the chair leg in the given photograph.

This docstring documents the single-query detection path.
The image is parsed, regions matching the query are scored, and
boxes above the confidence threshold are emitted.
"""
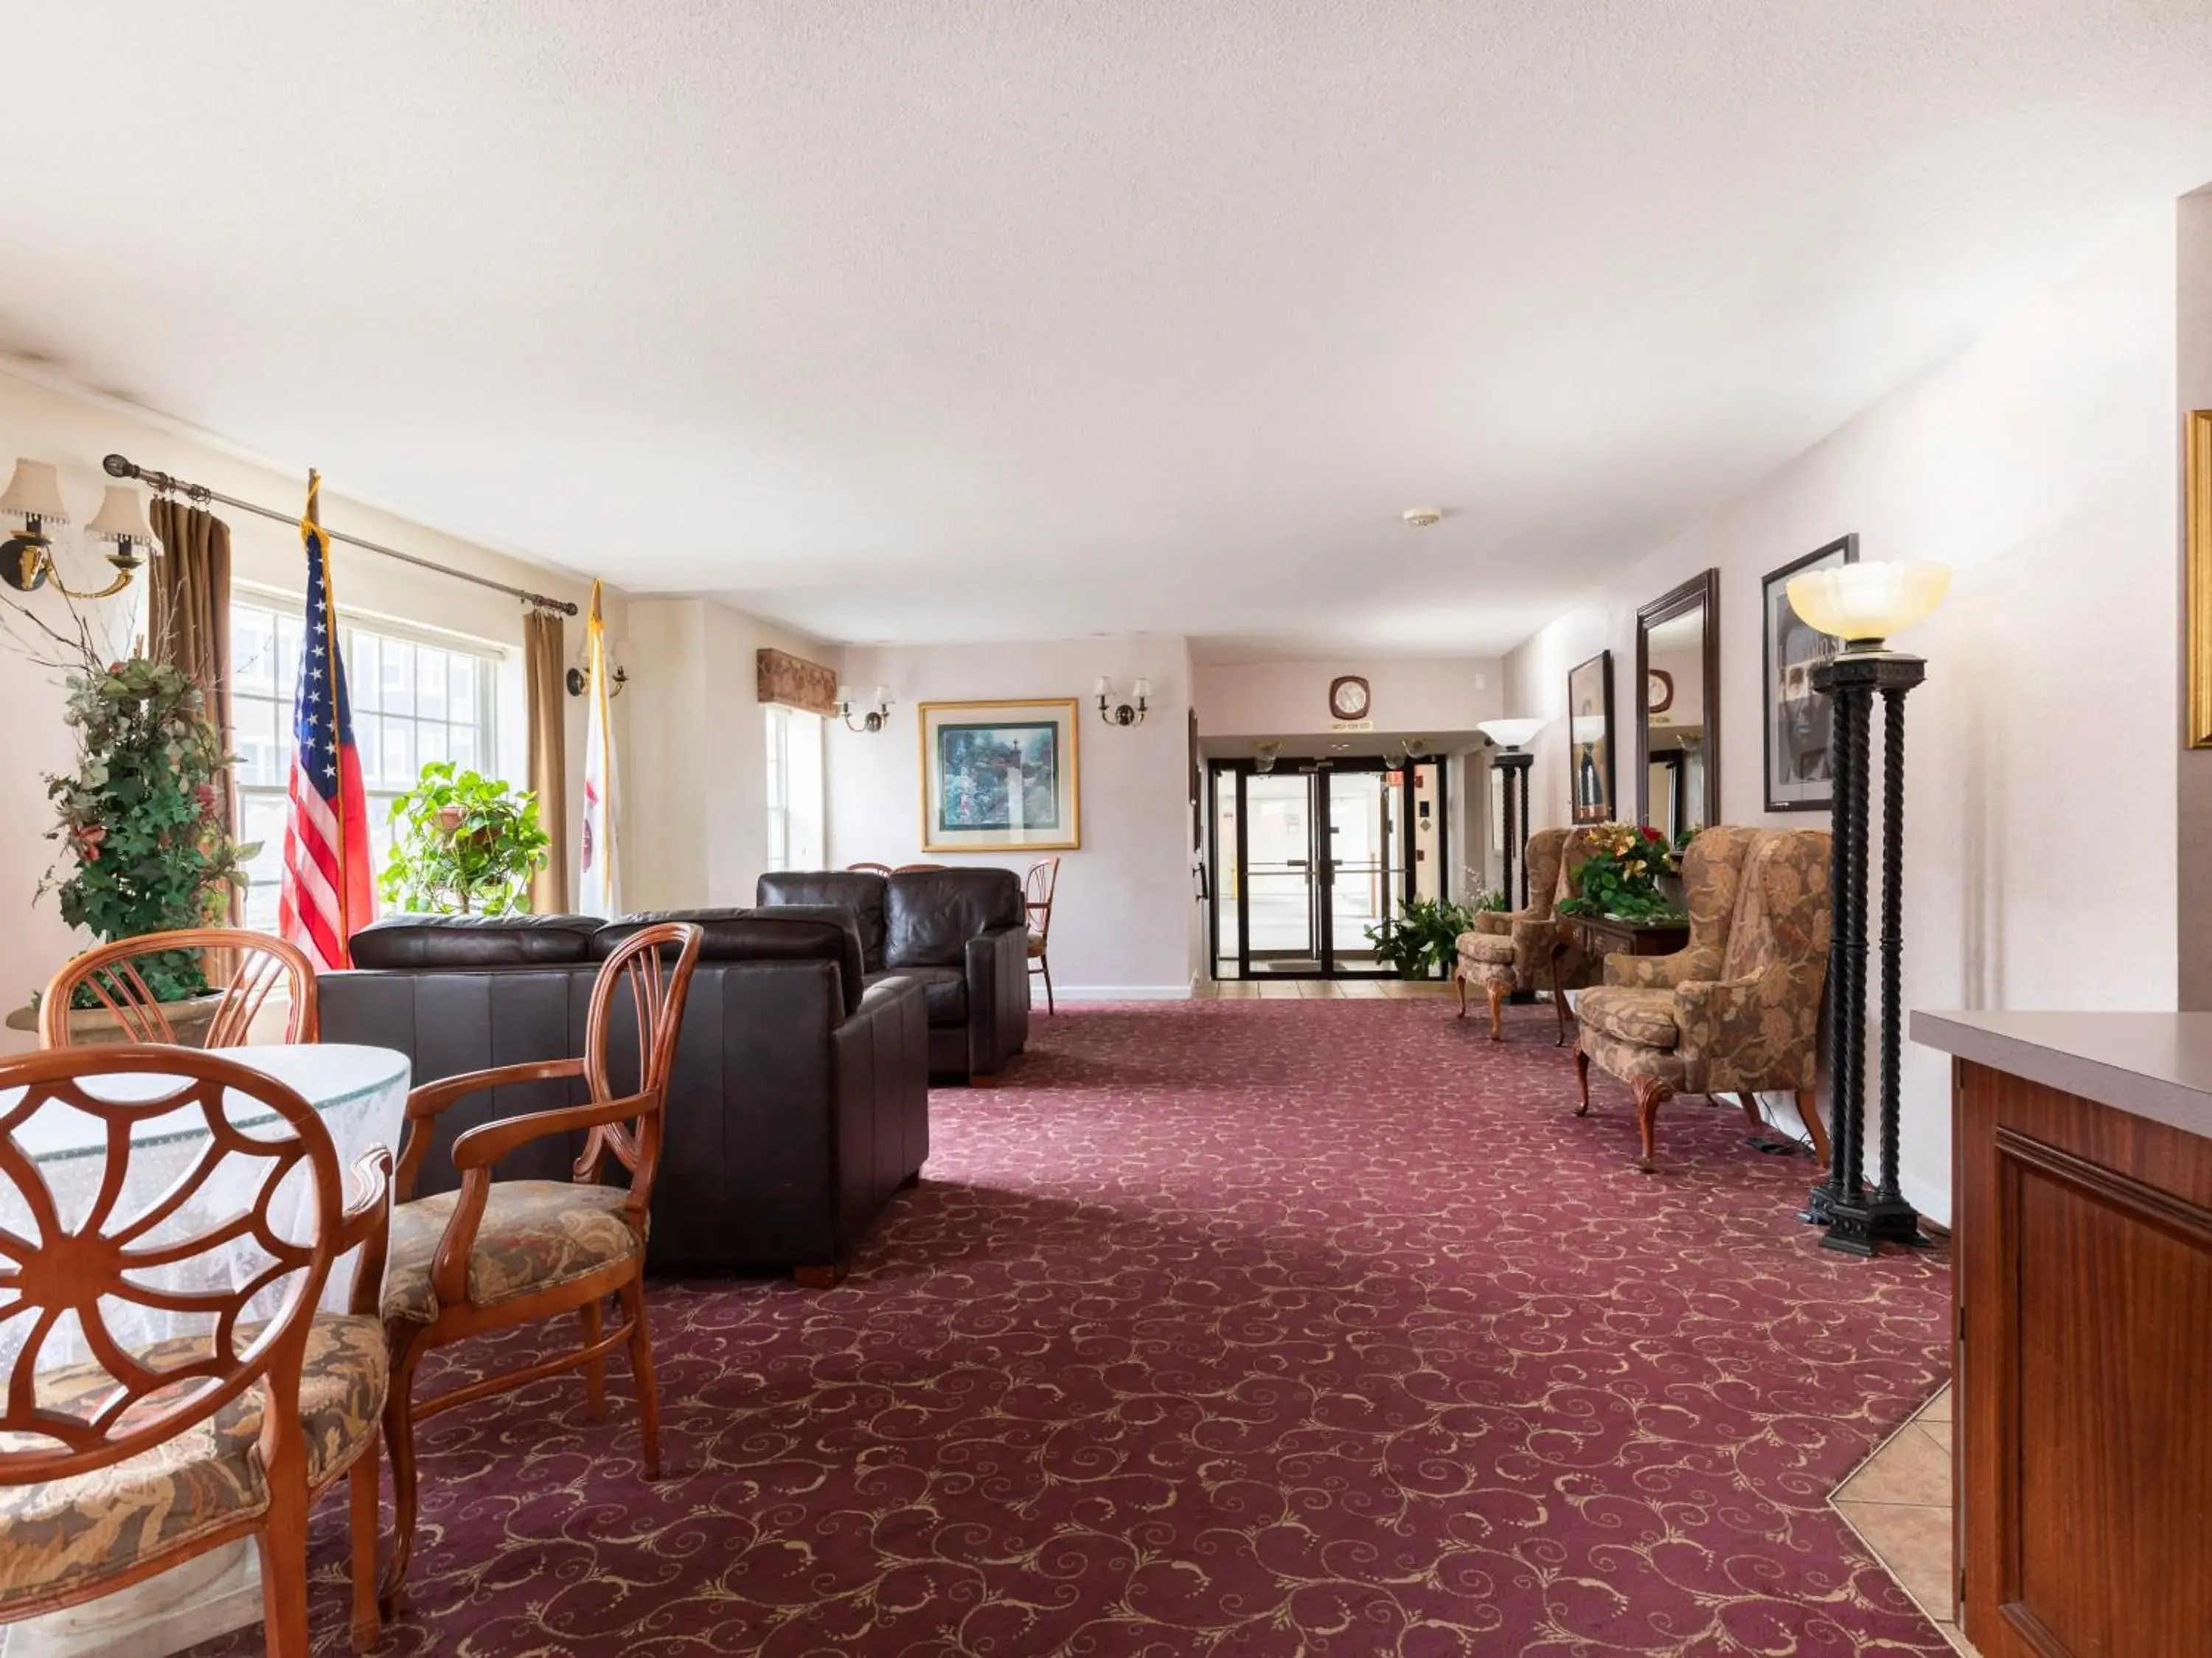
[1795,1086,1832,1170]
[1041,954,1055,1016]
[1736,1092,1767,1136]
[1486,981,1507,1043]
[379,1325,428,1620]
[621,1276,663,1481]
[1573,1045,1593,1117]
[1630,1078,1674,1174]
[349,1430,383,1651]
[259,1489,313,1658]
[1454,971,1467,1019]
[579,1297,607,1421]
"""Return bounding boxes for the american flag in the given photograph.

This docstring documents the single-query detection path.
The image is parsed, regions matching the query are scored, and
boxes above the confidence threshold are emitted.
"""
[275,471,375,969]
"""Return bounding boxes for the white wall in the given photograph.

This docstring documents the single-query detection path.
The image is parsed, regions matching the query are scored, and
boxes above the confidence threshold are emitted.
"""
[1194,656,1501,738]
[0,368,625,1051]
[829,637,1197,996]
[1505,210,2183,1222]
[622,597,841,911]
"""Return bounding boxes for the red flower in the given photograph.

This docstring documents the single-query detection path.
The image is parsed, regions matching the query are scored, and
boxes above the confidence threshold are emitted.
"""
[1641,825,1665,842]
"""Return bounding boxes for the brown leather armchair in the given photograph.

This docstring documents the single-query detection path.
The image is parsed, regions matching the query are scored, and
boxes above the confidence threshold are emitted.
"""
[1571,826,1832,1173]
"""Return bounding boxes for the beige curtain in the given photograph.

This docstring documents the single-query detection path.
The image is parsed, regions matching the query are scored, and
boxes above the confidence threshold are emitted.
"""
[147,500,238,924]
[524,606,570,913]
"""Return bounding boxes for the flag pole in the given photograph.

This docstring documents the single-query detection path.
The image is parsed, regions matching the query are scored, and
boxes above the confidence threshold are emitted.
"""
[303,469,349,954]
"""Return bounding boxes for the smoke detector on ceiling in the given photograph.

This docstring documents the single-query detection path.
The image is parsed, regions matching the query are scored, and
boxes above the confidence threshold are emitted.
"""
[1402,507,1444,528]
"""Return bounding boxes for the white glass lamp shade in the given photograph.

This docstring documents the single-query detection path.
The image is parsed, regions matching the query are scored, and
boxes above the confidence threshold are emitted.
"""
[1478,716,1548,750]
[0,459,68,525]
[85,485,156,547]
[1787,561,1951,649]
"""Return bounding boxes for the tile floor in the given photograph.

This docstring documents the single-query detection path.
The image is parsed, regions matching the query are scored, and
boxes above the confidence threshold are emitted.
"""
[1194,977,1456,999]
[1833,1385,1978,1656]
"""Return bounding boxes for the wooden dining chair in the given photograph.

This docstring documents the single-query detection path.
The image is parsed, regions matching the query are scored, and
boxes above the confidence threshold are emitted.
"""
[1023,856,1061,1016]
[42,929,320,1049]
[846,861,894,875]
[378,921,703,1612]
[894,862,945,873]
[0,1046,392,1653]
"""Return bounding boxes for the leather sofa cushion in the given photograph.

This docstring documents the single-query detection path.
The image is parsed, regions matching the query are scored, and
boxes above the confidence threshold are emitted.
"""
[757,872,888,971]
[595,908,864,1016]
[884,868,1024,968]
[349,914,604,969]
[870,966,967,1027]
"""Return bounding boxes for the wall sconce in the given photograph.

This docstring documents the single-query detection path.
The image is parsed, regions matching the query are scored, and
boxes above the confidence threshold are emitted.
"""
[1094,676,1150,726]
[837,683,893,732]
[1255,740,1282,774]
[0,462,157,600]
[566,658,628,698]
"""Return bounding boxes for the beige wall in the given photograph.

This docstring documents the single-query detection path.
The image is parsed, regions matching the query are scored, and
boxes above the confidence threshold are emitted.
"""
[0,367,625,1050]
[1505,209,2183,1221]
[2177,187,2212,1007]
[1194,656,1503,738]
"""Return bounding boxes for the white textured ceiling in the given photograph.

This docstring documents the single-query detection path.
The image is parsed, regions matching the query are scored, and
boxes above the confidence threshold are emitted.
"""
[6,3,2212,656]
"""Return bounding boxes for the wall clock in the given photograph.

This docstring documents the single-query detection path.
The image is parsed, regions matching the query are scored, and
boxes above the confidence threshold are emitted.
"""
[1329,675,1371,721]
[1646,670,1674,715]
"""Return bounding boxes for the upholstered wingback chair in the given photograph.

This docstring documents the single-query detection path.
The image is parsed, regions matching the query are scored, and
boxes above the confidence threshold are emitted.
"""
[1571,826,1832,1173]
[1453,826,1600,1041]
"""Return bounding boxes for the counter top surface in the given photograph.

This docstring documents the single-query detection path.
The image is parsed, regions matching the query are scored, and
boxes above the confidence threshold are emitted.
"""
[1910,1010,2212,1141]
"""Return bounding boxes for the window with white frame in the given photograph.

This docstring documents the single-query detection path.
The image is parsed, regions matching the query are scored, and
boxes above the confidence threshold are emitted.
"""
[231,596,505,929]
[764,704,825,872]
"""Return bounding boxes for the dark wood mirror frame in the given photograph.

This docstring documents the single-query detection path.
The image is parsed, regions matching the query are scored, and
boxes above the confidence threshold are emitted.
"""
[1635,568,1721,830]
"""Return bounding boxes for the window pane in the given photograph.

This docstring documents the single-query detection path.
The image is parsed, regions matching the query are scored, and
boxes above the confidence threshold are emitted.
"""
[380,719,414,788]
[451,656,478,724]
[417,648,448,721]
[276,614,305,697]
[417,723,448,769]
[234,608,277,696]
[347,633,378,713]
[448,724,477,771]
[379,639,414,717]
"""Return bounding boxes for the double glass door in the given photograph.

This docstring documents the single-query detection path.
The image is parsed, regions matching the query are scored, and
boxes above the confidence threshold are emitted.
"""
[1211,759,1443,978]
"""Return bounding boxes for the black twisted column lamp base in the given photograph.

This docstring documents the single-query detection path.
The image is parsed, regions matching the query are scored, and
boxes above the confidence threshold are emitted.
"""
[1804,648,1933,1255]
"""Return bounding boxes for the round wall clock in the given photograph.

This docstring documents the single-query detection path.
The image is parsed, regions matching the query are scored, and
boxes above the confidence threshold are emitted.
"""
[1329,675,1371,721]
[1646,670,1674,715]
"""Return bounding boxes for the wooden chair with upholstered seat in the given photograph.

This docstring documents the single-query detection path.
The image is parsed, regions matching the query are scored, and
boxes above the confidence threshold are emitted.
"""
[0,1046,392,1654]
[894,862,945,873]
[1023,855,1060,1016]
[846,861,895,875]
[378,921,703,1612]
[41,929,319,1049]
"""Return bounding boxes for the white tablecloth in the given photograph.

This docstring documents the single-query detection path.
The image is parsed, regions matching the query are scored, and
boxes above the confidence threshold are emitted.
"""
[1,1044,408,1374]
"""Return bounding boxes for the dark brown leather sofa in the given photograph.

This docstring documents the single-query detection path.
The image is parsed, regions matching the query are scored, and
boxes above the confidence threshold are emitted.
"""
[321,907,928,1284]
[755,867,1030,1083]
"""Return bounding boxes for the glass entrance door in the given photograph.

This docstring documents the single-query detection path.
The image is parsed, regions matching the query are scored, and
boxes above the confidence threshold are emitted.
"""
[1241,771,1320,972]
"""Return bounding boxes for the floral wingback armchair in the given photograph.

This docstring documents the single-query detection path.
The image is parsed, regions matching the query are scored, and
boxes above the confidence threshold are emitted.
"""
[1571,827,1832,1173]
[1454,827,1599,1041]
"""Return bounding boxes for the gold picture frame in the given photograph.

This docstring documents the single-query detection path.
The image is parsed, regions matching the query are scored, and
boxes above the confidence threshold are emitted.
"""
[2191,411,2212,748]
[918,698,1082,853]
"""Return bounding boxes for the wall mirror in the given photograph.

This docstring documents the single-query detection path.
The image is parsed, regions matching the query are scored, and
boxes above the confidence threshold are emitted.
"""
[1635,568,1721,836]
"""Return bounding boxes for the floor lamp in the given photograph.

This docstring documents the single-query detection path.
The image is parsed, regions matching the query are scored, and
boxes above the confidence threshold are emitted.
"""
[1784,561,1950,1256]
[1477,719,1547,907]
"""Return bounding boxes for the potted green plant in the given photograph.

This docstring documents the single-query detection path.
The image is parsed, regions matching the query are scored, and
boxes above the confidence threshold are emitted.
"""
[4,602,251,1042]
[1555,822,1690,923]
[1364,894,1481,979]
[380,762,550,915]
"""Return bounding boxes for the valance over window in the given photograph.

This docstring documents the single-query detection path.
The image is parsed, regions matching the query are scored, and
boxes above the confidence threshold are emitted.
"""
[757,648,837,717]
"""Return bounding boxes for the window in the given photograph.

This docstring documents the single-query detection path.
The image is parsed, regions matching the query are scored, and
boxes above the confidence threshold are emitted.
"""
[764,704,824,872]
[231,597,504,929]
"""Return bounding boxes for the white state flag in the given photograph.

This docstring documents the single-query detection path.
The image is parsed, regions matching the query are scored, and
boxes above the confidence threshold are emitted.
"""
[577,580,622,917]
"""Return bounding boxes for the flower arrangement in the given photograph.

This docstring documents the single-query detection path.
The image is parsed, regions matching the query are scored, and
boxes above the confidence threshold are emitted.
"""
[1554,822,1688,923]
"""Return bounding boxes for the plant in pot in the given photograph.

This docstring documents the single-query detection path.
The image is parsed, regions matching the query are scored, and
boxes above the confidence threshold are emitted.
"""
[1364,895,1480,979]
[5,597,252,1044]
[380,761,550,915]
[1554,822,1690,923]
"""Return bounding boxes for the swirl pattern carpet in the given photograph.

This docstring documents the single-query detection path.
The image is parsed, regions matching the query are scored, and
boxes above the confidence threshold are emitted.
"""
[189,998,1953,1656]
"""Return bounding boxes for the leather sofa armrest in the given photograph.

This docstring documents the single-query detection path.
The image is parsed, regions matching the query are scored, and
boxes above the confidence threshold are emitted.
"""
[964,922,1032,1076]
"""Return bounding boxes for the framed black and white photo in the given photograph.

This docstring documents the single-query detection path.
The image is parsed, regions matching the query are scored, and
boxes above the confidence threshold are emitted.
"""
[1566,649,1614,824]
[1762,534,1857,811]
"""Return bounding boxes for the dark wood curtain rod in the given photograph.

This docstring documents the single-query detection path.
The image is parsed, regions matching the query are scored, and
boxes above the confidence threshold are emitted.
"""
[102,452,580,617]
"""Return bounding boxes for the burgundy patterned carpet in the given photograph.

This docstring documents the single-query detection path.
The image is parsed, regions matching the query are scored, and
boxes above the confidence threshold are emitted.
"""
[195,999,1952,1657]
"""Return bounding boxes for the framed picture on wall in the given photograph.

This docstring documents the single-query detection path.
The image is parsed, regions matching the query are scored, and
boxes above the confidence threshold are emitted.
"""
[1762,533,1857,811]
[918,698,1081,852]
[1567,649,1614,824]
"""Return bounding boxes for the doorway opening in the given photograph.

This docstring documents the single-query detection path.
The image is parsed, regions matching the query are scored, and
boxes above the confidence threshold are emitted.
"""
[1208,755,1449,979]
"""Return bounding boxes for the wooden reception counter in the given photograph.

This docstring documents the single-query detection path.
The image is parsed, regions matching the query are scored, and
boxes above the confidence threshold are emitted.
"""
[1911,1010,2212,1658]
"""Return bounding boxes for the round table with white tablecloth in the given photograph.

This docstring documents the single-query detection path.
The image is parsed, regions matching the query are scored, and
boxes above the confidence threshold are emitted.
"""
[0,1042,408,1658]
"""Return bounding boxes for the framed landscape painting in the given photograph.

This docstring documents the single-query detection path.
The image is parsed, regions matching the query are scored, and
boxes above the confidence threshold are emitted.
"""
[1762,533,1857,811]
[919,698,1081,852]
[1567,649,1614,824]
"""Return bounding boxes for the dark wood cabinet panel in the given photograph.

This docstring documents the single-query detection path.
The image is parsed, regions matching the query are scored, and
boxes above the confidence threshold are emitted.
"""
[1955,1062,2212,1658]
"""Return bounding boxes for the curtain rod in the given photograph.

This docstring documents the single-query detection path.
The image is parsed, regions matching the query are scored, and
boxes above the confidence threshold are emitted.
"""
[101,452,580,617]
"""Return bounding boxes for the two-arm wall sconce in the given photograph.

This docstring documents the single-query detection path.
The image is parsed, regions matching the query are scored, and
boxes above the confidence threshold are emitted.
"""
[1094,676,1150,726]
[0,459,160,600]
[837,683,894,732]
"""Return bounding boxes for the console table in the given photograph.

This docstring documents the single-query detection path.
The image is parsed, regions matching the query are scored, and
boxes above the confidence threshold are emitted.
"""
[1548,915,1688,1044]
[1911,1010,2212,1658]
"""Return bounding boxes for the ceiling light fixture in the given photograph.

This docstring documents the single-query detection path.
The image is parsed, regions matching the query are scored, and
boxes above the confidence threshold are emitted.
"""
[1402,507,1444,528]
